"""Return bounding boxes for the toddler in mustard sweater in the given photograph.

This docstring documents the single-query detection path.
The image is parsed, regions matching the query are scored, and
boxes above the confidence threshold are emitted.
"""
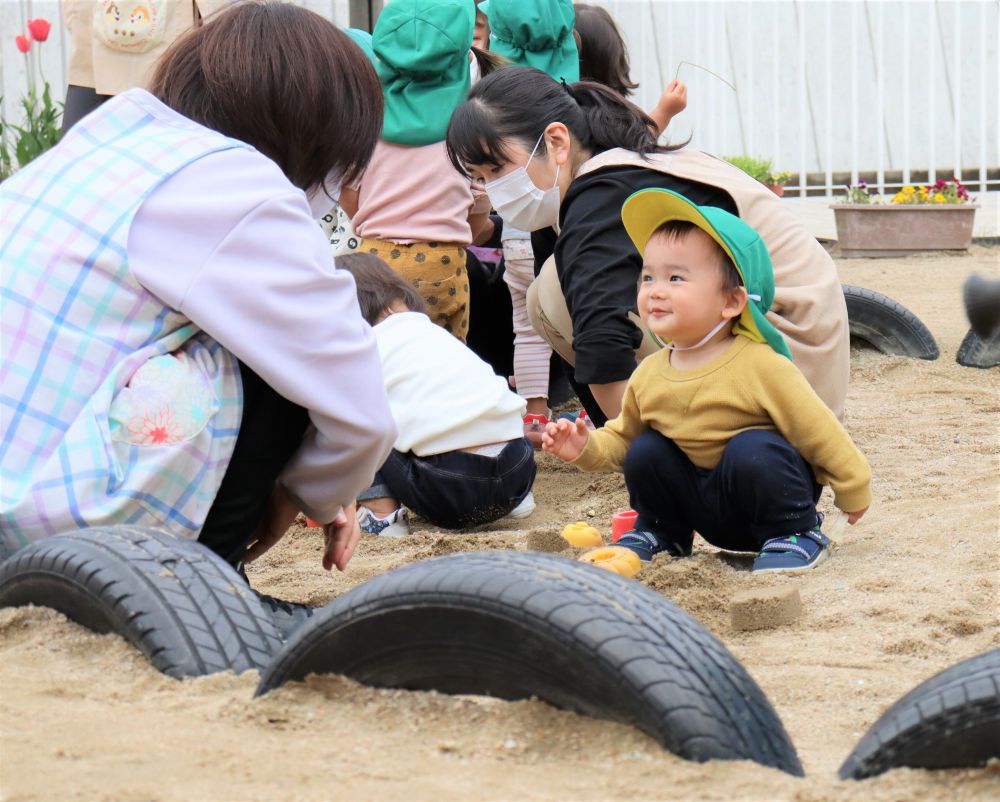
[542,188,871,573]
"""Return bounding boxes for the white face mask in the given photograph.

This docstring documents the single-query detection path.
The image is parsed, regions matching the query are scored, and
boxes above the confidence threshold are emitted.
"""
[484,133,561,232]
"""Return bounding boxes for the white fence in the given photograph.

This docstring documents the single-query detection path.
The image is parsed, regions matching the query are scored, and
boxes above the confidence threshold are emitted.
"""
[3,0,998,196]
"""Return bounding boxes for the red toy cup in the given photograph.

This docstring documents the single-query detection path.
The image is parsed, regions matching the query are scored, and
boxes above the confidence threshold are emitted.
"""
[305,518,320,528]
[611,509,638,542]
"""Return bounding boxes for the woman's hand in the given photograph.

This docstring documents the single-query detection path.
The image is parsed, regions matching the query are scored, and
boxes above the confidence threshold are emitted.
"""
[847,506,869,525]
[244,482,300,563]
[542,418,590,462]
[322,502,361,571]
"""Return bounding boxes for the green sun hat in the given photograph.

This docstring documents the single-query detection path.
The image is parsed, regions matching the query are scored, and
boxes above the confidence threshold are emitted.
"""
[478,0,579,82]
[344,27,377,65]
[373,0,475,146]
[621,188,793,360]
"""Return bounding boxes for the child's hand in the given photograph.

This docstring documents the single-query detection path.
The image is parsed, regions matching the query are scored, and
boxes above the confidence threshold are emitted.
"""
[847,506,868,525]
[542,418,589,462]
[656,79,688,118]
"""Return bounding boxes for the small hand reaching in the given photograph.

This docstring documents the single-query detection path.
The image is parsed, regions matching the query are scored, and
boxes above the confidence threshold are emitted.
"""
[656,79,688,118]
[541,417,590,462]
[847,506,868,525]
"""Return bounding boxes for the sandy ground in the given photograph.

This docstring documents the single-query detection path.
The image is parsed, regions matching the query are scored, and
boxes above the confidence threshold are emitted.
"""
[2,246,999,802]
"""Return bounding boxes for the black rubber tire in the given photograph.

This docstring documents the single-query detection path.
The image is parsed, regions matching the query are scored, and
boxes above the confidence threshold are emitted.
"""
[838,649,1000,780]
[843,284,939,360]
[257,551,804,776]
[0,526,282,678]
[956,327,1000,369]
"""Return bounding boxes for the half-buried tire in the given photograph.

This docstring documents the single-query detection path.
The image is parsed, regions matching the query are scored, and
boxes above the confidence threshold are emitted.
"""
[956,327,1000,369]
[0,526,282,678]
[256,551,804,776]
[839,649,1000,780]
[843,284,939,360]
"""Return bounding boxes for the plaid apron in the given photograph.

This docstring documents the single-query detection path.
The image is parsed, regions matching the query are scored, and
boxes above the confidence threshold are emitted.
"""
[1,89,247,548]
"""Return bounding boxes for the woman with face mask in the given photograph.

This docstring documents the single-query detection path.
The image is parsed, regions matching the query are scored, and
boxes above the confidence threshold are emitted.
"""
[446,67,850,427]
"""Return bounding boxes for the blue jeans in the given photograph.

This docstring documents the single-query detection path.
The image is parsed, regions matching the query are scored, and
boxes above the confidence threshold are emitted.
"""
[360,438,536,529]
[624,429,822,553]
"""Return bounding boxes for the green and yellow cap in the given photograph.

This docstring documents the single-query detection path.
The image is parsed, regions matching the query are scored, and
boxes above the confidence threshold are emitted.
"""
[621,188,792,359]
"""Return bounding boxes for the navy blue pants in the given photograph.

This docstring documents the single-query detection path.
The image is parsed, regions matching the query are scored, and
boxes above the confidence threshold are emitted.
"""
[624,429,822,553]
[361,438,537,529]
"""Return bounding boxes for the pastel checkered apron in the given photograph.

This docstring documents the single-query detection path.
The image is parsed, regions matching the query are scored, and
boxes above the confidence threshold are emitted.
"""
[1,89,248,549]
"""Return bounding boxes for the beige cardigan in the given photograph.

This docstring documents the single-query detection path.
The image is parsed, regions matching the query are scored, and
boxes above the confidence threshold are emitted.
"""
[576,148,850,420]
[63,1,233,96]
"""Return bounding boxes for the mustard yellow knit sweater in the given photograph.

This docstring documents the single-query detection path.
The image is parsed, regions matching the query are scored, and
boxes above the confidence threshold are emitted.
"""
[573,337,872,513]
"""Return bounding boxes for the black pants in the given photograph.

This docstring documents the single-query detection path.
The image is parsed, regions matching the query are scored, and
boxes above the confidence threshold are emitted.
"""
[62,85,111,136]
[197,362,310,565]
[362,439,536,529]
[624,429,822,553]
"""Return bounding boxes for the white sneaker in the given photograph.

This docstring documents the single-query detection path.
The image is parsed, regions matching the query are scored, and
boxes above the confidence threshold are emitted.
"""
[357,506,410,537]
[506,492,535,519]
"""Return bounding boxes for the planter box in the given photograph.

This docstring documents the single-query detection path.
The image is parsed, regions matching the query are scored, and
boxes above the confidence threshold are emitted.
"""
[831,204,979,258]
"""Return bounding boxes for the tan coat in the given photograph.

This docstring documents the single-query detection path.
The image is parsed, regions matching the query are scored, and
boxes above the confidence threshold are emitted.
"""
[63,1,233,96]
[529,147,850,419]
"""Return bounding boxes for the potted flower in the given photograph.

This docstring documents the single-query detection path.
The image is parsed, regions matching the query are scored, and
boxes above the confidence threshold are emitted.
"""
[724,155,792,196]
[831,178,979,258]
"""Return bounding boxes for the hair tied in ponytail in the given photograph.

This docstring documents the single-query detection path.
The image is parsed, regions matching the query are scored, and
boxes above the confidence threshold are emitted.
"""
[559,76,578,102]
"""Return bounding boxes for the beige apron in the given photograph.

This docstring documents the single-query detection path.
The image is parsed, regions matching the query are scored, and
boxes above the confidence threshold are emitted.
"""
[527,147,849,419]
[64,1,232,96]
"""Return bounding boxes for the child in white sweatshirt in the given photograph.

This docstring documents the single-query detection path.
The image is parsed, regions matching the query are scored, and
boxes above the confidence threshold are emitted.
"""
[338,253,537,535]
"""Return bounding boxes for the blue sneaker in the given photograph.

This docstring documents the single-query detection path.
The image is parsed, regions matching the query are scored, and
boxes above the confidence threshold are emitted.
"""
[556,409,596,430]
[616,529,693,562]
[752,525,830,573]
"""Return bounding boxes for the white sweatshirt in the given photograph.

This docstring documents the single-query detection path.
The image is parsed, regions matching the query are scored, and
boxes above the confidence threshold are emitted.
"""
[374,312,526,456]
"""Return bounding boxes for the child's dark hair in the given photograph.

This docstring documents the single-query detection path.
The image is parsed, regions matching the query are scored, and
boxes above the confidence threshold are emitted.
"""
[650,221,742,292]
[574,4,638,98]
[447,66,682,174]
[150,1,382,193]
[337,253,427,325]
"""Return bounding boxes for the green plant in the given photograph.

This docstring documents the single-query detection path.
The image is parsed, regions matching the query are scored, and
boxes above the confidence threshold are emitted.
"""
[2,18,62,179]
[843,180,880,204]
[724,155,791,187]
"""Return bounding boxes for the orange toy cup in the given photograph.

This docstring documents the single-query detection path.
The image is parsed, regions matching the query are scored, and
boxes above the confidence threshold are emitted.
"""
[611,510,639,542]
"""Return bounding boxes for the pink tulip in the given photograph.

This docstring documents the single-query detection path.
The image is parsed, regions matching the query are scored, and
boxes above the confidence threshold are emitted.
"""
[15,34,31,53]
[28,18,51,42]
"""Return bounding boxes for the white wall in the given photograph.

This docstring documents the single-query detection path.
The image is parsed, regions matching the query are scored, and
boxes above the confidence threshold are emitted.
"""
[3,0,997,193]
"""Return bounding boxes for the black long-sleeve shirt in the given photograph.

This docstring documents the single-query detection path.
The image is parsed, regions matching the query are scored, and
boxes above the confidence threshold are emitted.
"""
[531,165,737,385]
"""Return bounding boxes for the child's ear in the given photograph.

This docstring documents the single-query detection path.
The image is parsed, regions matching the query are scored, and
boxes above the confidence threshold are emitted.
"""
[721,287,749,320]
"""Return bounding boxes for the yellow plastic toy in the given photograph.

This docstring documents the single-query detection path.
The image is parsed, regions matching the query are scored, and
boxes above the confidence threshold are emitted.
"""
[579,546,642,578]
[560,522,604,548]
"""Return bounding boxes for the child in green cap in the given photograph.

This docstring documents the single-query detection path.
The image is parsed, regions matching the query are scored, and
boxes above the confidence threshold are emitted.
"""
[542,189,872,574]
[339,0,492,342]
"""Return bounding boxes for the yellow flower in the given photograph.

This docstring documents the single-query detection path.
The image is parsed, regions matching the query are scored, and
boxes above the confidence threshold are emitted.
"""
[892,192,906,204]
[934,192,946,203]
[902,185,916,194]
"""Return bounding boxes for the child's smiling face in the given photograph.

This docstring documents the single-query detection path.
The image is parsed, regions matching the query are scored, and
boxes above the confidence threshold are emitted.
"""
[638,228,743,347]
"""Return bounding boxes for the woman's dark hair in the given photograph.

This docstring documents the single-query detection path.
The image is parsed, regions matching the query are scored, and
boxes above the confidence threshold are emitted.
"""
[149,1,382,193]
[574,4,638,98]
[471,45,508,78]
[447,67,681,174]
[336,253,426,325]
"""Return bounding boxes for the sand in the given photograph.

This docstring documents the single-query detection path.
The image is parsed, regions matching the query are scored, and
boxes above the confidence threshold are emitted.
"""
[1,246,998,802]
